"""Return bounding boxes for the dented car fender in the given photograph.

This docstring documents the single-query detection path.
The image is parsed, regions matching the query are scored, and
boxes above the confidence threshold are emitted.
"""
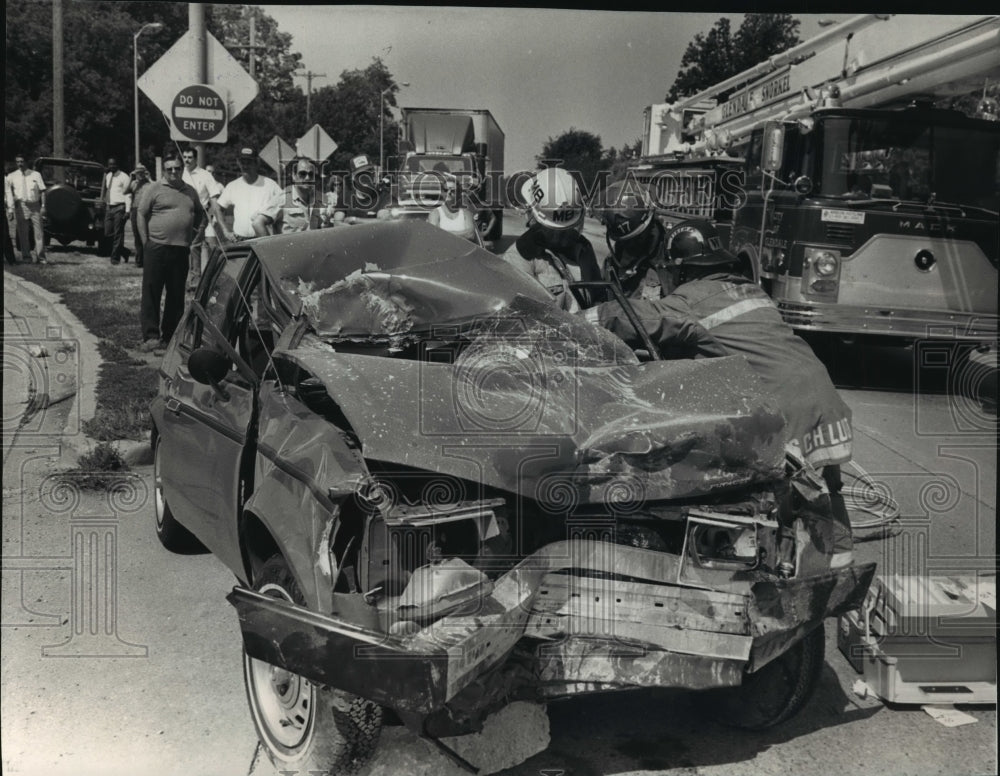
[243,380,368,612]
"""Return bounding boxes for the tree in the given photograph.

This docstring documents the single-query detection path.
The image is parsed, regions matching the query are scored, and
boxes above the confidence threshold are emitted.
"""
[196,4,305,174]
[666,14,800,102]
[4,1,304,172]
[6,0,186,164]
[206,4,301,102]
[308,58,403,172]
[537,128,606,190]
[604,137,643,181]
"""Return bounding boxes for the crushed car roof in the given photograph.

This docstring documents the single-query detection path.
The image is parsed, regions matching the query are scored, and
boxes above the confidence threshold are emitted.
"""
[255,220,553,337]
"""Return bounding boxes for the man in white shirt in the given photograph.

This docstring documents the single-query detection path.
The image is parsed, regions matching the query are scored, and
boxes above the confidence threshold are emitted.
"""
[181,147,222,287]
[101,157,132,265]
[4,155,47,263]
[211,147,282,241]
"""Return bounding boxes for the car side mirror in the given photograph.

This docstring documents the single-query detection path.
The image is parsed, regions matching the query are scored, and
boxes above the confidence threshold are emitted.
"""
[188,348,231,400]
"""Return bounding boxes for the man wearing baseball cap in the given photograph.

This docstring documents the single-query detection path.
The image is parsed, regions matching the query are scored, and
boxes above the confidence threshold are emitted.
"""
[211,146,282,241]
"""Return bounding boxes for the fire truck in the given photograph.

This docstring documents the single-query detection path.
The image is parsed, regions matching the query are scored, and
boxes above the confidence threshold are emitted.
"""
[633,14,999,346]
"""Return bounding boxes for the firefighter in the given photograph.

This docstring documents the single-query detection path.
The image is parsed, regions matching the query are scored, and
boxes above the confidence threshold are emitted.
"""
[585,219,854,567]
[500,167,603,311]
[597,179,673,301]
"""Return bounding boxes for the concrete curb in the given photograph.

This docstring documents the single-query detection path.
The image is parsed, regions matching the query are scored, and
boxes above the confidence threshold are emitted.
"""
[3,269,108,461]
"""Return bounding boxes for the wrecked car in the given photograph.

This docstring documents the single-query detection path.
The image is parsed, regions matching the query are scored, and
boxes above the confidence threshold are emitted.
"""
[150,220,875,774]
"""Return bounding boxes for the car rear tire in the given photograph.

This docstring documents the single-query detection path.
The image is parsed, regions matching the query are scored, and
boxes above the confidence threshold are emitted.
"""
[704,625,825,730]
[244,555,383,775]
[153,437,205,553]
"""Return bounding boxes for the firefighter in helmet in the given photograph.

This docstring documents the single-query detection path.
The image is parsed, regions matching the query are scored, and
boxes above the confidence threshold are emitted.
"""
[585,219,855,568]
[500,167,603,311]
[598,179,672,301]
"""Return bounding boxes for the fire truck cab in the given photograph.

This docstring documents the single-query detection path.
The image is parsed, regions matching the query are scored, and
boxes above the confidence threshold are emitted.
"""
[636,14,1000,346]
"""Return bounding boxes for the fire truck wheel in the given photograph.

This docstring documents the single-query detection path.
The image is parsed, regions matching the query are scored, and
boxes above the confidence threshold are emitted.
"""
[701,625,825,730]
[243,554,383,774]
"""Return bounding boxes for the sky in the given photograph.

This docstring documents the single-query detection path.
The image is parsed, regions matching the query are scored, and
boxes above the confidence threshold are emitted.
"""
[259,6,855,171]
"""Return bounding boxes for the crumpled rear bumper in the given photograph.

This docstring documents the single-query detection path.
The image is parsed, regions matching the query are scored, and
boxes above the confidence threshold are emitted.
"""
[228,542,875,716]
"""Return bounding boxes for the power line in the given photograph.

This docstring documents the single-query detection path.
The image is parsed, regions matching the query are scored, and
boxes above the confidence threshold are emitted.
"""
[294,70,327,124]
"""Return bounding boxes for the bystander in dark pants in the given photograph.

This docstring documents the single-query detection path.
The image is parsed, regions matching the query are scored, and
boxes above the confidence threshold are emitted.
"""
[4,212,18,264]
[13,201,45,262]
[140,242,188,343]
[105,203,128,263]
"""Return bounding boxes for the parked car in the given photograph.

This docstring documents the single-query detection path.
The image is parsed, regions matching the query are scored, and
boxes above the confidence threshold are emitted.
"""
[34,157,109,254]
[150,219,875,774]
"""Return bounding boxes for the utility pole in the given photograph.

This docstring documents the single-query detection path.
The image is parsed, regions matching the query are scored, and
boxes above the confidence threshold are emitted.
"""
[249,15,257,78]
[228,11,265,80]
[189,3,207,167]
[52,0,65,157]
[295,70,327,124]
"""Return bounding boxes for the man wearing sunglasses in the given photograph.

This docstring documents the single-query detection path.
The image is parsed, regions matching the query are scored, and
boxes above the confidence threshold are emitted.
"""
[135,156,203,354]
[274,158,323,234]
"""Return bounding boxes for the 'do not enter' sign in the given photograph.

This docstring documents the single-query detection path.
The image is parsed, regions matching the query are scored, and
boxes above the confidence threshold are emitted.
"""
[170,84,228,143]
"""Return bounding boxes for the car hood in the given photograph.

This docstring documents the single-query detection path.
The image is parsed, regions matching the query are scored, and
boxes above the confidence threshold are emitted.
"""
[280,341,786,503]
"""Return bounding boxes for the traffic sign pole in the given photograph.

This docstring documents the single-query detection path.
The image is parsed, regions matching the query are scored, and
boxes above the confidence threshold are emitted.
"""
[296,125,338,163]
[260,136,296,186]
[190,3,207,165]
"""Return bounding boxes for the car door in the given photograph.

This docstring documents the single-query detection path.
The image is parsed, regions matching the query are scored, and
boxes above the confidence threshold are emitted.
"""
[157,247,262,576]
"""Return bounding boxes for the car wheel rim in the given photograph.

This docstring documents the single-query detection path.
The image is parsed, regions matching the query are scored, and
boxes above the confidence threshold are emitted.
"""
[153,442,165,530]
[245,582,316,754]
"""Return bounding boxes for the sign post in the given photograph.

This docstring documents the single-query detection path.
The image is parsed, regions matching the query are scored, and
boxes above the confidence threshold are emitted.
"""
[170,84,228,144]
[259,136,296,186]
[296,124,338,163]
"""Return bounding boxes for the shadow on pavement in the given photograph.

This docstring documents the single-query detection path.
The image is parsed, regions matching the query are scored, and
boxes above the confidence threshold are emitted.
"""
[802,334,997,409]
[513,662,880,775]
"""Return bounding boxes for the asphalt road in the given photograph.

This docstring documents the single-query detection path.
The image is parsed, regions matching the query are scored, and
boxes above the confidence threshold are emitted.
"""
[2,222,996,776]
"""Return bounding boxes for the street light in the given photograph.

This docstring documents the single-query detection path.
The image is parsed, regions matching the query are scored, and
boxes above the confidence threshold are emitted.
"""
[379,82,409,174]
[134,22,164,169]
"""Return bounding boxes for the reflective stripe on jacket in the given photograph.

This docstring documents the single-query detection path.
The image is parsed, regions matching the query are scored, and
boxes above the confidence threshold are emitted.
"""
[595,273,853,467]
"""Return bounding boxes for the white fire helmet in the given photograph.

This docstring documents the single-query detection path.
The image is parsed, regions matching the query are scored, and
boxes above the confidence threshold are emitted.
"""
[519,167,584,231]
